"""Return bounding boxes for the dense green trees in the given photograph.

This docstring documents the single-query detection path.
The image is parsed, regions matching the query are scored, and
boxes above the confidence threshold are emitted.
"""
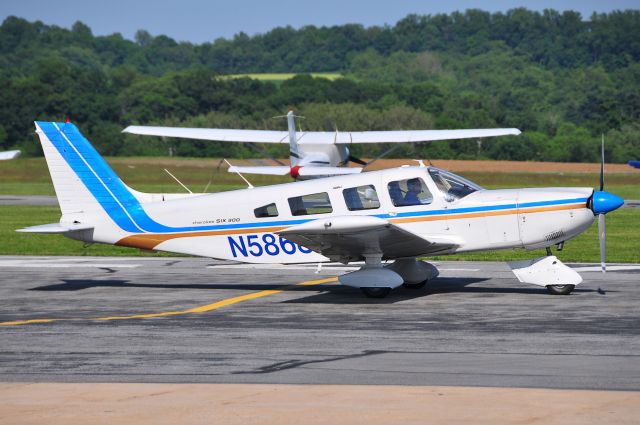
[0,9,638,162]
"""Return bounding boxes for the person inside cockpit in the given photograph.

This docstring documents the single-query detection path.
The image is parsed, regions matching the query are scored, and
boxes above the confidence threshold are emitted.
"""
[403,178,423,206]
[388,181,404,206]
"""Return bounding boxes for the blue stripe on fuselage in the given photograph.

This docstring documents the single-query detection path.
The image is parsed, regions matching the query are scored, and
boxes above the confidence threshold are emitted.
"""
[38,122,588,235]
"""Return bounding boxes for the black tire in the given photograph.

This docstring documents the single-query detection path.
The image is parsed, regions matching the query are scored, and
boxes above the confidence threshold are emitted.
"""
[360,287,391,298]
[546,284,575,295]
[402,280,427,289]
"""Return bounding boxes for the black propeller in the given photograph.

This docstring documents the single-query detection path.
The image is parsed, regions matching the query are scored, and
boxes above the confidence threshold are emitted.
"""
[600,134,605,192]
[592,134,626,273]
[348,155,368,166]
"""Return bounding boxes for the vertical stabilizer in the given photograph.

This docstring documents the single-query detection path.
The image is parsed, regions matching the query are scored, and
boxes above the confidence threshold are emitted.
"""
[287,110,300,167]
[35,122,107,215]
[34,122,141,233]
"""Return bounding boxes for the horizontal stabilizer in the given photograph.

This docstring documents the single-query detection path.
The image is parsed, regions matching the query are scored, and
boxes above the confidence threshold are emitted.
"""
[227,166,291,175]
[124,126,521,145]
[16,223,93,234]
[298,166,362,176]
[0,150,21,160]
[226,165,363,176]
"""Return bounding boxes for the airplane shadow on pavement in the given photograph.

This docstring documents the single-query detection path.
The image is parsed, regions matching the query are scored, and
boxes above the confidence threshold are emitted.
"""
[29,277,607,305]
[284,277,607,304]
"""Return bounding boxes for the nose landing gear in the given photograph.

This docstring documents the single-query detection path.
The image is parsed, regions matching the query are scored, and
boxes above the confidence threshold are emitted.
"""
[546,284,576,295]
[508,256,582,295]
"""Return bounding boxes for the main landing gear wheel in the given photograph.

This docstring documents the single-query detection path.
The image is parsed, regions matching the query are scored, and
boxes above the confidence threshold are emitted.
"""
[546,284,575,295]
[360,287,391,298]
[402,280,427,289]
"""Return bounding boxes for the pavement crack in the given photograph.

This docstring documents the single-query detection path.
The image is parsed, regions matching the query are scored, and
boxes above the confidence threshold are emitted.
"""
[233,350,386,375]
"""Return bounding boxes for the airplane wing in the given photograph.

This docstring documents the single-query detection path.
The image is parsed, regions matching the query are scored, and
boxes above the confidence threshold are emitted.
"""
[296,128,522,144]
[277,216,459,261]
[123,126,290,144]
[123,126,521,145]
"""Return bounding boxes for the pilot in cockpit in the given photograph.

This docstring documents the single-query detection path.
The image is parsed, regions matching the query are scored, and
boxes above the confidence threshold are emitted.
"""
[403,178,423,206]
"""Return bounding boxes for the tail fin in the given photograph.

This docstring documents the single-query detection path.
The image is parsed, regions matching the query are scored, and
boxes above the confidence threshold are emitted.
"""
[286,110,300,167]
[35,122,141,232]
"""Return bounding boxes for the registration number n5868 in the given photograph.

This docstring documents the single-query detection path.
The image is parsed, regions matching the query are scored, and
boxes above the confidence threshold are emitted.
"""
[227,234,312,257]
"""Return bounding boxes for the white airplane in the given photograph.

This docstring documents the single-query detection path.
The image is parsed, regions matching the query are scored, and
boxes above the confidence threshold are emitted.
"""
[19,122,624,298]
[0,150,21,160]
[123,111,521,179]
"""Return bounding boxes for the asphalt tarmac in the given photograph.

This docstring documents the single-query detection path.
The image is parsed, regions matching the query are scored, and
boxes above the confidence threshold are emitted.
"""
[0,256,639,390]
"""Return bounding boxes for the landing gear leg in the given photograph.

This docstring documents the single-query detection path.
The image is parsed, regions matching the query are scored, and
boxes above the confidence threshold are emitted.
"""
[385,258,439,289]
[338,253,402,298]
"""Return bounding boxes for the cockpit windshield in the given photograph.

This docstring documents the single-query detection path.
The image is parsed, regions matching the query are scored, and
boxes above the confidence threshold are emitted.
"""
[427,167,483,202]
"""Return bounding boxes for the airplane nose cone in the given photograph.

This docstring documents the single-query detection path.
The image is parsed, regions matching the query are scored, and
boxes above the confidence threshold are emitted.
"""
[591,191,624,215]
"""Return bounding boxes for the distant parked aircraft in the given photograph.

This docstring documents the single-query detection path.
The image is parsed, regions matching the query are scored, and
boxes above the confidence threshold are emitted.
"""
[123,110,520,180]
[0,150,21,160]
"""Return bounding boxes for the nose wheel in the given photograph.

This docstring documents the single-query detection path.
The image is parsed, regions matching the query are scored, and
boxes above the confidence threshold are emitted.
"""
[546,284,575,295]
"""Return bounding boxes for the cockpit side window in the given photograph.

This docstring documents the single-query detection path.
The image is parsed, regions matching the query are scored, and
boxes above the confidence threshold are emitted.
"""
[343,185,380,211]
[428,168,483,201]
[387,178,432,207]
[288,192,333,216]
[254,203,279,218]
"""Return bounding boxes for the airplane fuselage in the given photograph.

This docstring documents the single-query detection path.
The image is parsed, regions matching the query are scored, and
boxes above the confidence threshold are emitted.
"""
[63,167,596,264]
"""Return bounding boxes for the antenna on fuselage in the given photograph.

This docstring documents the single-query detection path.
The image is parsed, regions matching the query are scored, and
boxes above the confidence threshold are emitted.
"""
[163,168,193,194]
[224,159,254,189]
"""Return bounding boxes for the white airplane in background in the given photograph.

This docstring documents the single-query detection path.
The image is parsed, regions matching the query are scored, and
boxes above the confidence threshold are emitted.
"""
[19,122,623,298]
[0,150,21,160]
[123,111,521,179]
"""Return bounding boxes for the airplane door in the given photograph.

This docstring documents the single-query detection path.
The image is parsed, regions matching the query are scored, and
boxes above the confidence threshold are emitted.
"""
[383,175,450,236]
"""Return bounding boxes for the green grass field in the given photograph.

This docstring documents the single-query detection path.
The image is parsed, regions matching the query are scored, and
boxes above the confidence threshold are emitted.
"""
[1,157,638,262]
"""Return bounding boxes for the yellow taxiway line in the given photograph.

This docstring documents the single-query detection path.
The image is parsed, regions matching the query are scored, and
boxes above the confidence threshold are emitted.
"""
[0,277,337,326]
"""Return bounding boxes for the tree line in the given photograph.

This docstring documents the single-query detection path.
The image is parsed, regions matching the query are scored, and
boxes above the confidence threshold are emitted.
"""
[0,10,638,162]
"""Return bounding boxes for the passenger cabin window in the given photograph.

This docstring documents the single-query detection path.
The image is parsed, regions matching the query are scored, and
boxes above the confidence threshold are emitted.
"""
[387,178,432,207]
[254,203,278,218]
[343,185,380,211]
[428,168,482,202]
[288,192,332,216]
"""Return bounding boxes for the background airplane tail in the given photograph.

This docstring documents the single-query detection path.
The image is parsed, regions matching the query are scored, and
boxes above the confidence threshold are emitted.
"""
[286,110,300,167]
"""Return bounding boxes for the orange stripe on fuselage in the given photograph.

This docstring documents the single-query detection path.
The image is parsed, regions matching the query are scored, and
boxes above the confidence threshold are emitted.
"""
[115,203,587,250]
[116,226,289,250]
[390,202,585,224]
